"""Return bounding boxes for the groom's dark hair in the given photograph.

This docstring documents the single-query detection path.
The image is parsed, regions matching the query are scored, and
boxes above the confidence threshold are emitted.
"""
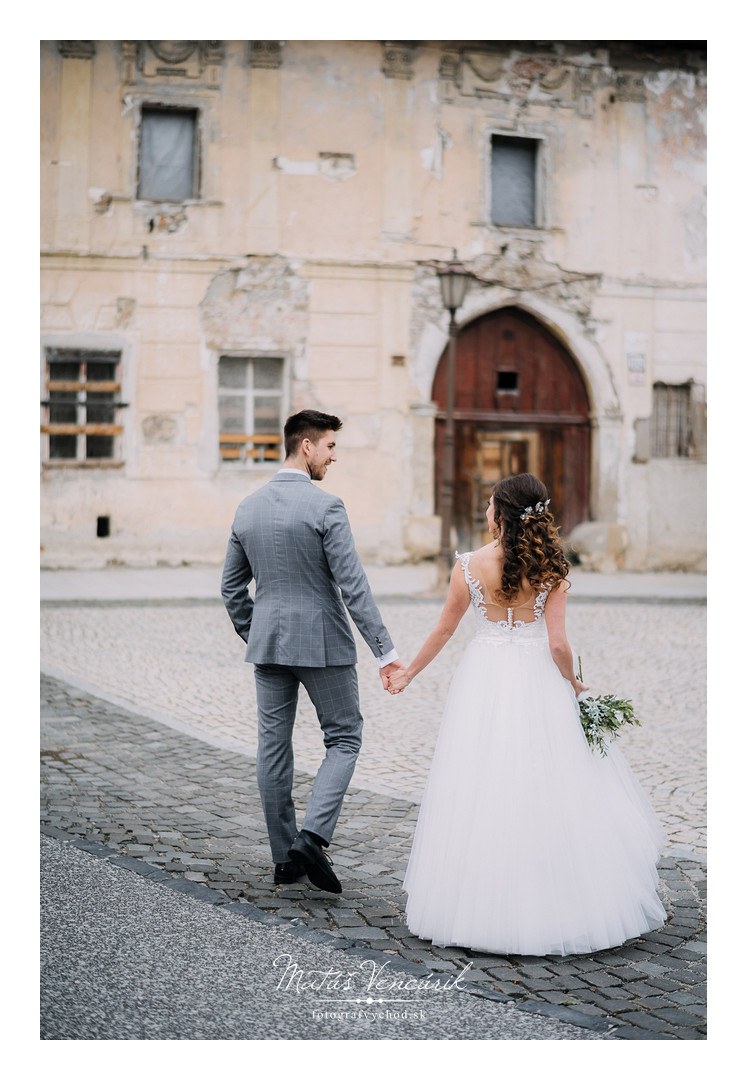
[284,410,342,458]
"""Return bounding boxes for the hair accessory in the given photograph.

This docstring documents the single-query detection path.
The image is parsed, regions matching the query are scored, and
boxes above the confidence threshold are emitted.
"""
[520,498,550,522]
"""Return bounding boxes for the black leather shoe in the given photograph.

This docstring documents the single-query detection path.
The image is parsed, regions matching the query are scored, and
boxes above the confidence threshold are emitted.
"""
[273,861,305,885]
[288,831,342,894]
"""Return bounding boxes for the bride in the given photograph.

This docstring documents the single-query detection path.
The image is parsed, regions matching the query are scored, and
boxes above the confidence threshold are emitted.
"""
[387,473,666,956]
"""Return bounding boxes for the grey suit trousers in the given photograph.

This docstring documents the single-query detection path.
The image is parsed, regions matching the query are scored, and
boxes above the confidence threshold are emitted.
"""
[254,663,363,863]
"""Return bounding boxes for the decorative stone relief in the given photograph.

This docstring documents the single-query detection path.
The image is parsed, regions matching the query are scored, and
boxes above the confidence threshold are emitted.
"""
[58,42,95,59]
[121,41,224,86]
[464,51,505,85]
[457,51,577,105]
[382,42,416,80]
[575,67,595,117]
[142,415,178,443]
[248,41,283,69]
[615,71,647,102]
[149,41,199,65]
[438,51,460,102]
[437,46,656,113]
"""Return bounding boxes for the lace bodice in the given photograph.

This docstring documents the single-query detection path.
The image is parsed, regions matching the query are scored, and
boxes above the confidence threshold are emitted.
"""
[456,551,550,643]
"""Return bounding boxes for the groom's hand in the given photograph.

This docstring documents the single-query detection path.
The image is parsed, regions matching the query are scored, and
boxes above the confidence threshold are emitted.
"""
[387,667,411,694]
[380,660,405,692]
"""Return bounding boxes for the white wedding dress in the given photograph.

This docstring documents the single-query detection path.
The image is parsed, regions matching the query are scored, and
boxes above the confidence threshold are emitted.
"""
[403,552,667,956]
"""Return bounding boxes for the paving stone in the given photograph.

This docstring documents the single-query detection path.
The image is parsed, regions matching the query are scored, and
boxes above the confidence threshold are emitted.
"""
[677,940,707,955]
[649,1007,707,1027]
[630,980,671,1000]
[595,986,634,1001]
[578,972,623,988]
[612,1026,676,1040]
[538,991,584,1006]
[336,927,390,941]
[567,1003,608,1017]
[615,1011,676,1034]
[455,969,497,983]
[647,976,687,992]
[676,1000,706,1017]
[669,969,706,986]
[628,961,670,978]
[660,989,708,1006]
[653,955,693,970]
[516,978,557,991]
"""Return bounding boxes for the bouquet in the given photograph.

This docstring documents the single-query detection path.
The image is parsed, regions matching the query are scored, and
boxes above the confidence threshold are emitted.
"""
[575,658,641,756]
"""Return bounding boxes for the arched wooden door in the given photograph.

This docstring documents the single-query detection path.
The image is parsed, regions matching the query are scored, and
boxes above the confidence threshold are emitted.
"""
[433,306,591,550]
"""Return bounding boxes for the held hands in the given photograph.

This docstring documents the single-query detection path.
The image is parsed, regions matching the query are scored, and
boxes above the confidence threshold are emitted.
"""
[387,667,411,694]
[379,660,406,692]
[379,660,412,695]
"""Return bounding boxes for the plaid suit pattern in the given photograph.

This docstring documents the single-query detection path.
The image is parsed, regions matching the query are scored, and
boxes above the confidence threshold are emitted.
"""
[221,472,394,861]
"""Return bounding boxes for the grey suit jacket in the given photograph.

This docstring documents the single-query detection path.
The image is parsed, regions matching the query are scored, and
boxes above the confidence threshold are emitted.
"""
[221,472,394,667]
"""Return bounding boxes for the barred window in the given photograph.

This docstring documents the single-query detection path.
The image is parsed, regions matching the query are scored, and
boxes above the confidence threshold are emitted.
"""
[218,356,284,464]
[138,106,199,201]
[491,136,539,228]
[41,350,123,463]
[651,382,694,458]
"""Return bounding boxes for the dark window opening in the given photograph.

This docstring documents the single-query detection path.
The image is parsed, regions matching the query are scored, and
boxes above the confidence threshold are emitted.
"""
[496,371,519,393]
[96,516,110,538]
[651,382,694,458]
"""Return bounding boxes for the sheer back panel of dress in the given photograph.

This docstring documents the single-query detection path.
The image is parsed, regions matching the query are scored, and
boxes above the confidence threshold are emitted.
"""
[457,550,550,629]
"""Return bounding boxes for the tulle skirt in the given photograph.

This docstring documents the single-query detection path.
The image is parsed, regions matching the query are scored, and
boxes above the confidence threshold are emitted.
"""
[403,634,667,956]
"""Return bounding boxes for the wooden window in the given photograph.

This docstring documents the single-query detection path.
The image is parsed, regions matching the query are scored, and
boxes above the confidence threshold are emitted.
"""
[41,350,124,462]
[218,357,284,464]
[491,135,539,227]
[138,106,198,201]
[651,382,694,458]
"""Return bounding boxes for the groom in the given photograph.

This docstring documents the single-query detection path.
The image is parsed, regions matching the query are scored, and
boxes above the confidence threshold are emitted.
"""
[221,409,403,894]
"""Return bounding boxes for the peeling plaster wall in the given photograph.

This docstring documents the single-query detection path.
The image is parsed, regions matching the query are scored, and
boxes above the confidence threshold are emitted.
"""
[41,40,705,569]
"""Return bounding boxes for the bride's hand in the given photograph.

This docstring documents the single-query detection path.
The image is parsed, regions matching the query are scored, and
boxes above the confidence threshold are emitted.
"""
[388,668,412,694]
[573,678,589,697]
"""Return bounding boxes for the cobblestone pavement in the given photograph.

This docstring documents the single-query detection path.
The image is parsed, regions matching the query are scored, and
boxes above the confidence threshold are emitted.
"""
[41,592,706,1040]
[42,599,706,859]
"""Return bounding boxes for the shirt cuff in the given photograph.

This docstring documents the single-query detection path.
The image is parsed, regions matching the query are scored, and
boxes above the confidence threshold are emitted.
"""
[377,649,399,668]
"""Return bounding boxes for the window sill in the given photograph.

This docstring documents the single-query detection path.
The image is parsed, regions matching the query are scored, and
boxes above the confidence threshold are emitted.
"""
[220,462,278,469]
[470,222,552,237]
[43,461,125,470]
[131,198,223,209]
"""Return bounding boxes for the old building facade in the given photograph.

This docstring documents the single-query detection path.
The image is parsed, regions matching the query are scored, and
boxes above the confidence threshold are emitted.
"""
[40,40,706,570]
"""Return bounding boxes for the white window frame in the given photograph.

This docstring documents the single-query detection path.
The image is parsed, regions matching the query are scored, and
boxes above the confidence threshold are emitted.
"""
[217,353,288,467]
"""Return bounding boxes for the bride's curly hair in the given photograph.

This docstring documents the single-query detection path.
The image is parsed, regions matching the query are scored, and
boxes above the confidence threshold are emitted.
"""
[491,473,570,601]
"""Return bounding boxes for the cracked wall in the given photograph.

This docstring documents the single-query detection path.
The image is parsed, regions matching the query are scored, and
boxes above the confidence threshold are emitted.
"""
[41,40,705,569]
